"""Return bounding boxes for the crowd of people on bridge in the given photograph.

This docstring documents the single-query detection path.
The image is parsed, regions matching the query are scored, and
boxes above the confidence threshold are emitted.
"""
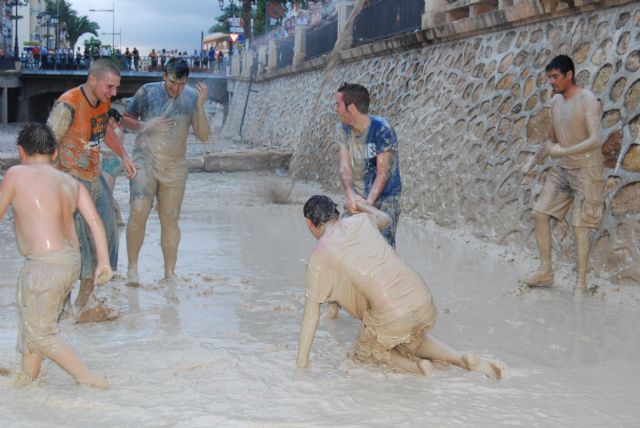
[12,45,227,74]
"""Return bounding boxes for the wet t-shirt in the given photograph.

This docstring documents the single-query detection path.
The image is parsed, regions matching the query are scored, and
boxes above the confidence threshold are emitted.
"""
[306,214,432,327]
[47,86,110,181]
[126,82,200,182]
[335,115,402,199]
[550,89,603,169]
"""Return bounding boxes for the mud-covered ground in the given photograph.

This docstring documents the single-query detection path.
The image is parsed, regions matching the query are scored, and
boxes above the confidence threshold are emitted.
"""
[1,168,639,427]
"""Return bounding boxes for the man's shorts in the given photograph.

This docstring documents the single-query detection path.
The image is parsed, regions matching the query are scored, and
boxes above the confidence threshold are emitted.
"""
[348,302,436,366]
[17,247,81,357]
[534,165,604,228]
[101,154,123,178]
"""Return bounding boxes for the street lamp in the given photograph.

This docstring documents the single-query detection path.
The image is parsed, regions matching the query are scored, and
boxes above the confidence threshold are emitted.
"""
[89,0,115,53]
[38,12,51,50]
[9,0,29,61]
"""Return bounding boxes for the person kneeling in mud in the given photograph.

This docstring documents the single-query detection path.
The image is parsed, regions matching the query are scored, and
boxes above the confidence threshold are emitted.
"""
[297,195,503,378]
[0,124,112,388]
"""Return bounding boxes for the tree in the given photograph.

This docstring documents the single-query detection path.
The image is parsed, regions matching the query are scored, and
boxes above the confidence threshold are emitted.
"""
[210,1,308,41]
[44,0,99,51]
[65,14,99,52]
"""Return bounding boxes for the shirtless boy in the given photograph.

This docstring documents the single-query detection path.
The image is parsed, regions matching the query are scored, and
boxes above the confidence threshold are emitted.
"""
[0,124,112,388]
[297,195,503,378]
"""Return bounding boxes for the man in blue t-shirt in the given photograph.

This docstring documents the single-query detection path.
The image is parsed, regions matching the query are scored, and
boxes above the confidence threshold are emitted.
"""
[334,83,401,248]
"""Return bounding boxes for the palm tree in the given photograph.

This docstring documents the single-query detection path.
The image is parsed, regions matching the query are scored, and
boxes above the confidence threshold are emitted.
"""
[45,0,99,51]
[65,14,99,52]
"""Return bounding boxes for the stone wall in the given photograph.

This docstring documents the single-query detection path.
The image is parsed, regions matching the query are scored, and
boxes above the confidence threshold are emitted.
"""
[222,2,640,284]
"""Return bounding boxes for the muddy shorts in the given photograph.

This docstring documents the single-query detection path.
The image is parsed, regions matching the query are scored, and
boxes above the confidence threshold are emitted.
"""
[16,247,81,358]
[101,153,123,178]
[348,303,436,365]
[534,165,604,228]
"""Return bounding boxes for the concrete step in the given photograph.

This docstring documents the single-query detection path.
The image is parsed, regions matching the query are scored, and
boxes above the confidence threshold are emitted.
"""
[203,149,292,172]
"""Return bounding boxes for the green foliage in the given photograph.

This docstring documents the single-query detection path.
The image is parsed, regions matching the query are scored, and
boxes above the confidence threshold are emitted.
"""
[210,1,307,39]
[84,36,102,50]
[44,0,100,51]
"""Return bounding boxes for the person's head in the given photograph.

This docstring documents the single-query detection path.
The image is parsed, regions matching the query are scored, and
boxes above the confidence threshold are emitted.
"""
[545,55,576,94]
[335,83,370,125]
[87,58,121,103]
[303,195,340,239]
[163,57,190,98]
[16,123,57,160]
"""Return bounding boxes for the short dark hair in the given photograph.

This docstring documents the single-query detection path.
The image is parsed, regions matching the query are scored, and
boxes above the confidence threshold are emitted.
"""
[545,55,575,82]
[303,195,340,227]
[17,123,57,156]
[337,83,370,114]
[89,58,120,79]
[164,57,190,79]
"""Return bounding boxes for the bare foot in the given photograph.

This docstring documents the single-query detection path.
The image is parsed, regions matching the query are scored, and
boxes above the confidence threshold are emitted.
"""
[78,375,110,389]
[0,367,11,376]
[575,278,587,292]
[75,278,95,307]
[462,353,505,380]
[76,304,119,324]
[519,270,554,287]
[418,359,434,377]
[324,302,340,320]
[14,372,35,387]
[127,267,140,287]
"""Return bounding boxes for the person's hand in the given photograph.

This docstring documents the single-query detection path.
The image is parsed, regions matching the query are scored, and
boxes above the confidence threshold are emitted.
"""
[549,143,565,158]
[140,117,175,134]
[345,193,366,213]
[94,263,113,286]
[122,156,137,179]
[196,82,208,108]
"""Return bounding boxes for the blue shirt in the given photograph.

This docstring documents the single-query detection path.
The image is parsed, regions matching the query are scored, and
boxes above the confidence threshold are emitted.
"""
[336,115,401,199]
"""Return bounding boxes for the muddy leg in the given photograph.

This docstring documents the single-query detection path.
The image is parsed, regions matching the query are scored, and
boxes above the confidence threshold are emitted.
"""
[126,197,153,285]
[21,351,43,380]
[415,334,503,379]
[156,182,185,280]
[75,278,94,307]
[574,226,590,291]
[48,344,108,388]
[520,210,554,286]
[389,349,425,376]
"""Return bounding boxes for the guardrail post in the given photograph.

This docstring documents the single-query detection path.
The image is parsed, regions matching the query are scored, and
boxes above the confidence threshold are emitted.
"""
[268,40,278,71]
[293,25,308,66]
[258,45,267,76]
[422,0,447,29]
[241,51,253,78]
[337,0,355,46]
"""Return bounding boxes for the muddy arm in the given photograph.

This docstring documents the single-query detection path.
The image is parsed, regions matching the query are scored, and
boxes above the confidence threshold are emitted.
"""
[355,199,391,230]
[365,150,392,205]
[191,82,211,142]
[297,298,320,368]
[339,147,364,212]
[0,168,15,220]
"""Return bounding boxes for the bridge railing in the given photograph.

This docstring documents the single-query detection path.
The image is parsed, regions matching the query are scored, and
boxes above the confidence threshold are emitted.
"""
[3,54,228,75]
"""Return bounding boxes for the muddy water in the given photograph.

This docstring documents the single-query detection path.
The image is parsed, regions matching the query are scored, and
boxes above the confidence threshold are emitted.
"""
[1,171,639,427]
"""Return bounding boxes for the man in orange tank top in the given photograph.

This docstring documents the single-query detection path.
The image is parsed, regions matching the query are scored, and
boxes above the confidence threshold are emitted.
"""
[47,58,136,309]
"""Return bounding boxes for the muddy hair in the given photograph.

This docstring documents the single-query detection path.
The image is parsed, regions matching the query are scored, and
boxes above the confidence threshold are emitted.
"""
[337,82,370,114]
[545,55,575,82]
[17,123,56,156]
[88,58,121,79]
[164,57,190,80]
[303,195,340,227]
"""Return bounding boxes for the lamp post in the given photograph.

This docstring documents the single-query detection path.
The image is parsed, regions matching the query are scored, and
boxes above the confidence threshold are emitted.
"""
[50,16,59,50]
[9,0,29,62]
[89,0,115,53]
[39,12,51,50]
[101,29,121,52]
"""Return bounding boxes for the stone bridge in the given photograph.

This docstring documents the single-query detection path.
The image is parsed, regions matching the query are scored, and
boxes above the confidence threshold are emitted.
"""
[0,69,228,123]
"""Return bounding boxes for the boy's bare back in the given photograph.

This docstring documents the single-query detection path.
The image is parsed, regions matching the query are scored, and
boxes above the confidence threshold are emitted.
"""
[0,163,79,256]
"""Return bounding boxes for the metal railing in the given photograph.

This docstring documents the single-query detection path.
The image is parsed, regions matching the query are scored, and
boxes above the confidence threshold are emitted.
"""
[353,0,424,46]
[276,36,295,69]
[305,18,338,59]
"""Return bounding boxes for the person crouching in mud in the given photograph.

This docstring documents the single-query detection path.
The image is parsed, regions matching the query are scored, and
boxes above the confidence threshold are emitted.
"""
[0,124,112,388]
[297,195,504,378]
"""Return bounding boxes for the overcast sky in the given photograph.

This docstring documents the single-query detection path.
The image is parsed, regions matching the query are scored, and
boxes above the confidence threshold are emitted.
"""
[69,0,224,55]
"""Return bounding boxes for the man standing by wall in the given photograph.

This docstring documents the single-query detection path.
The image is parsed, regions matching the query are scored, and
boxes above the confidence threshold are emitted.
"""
[47,58,136,308]
[520,55,604,291]
[335,83,401,248]
[123,57,210,286]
